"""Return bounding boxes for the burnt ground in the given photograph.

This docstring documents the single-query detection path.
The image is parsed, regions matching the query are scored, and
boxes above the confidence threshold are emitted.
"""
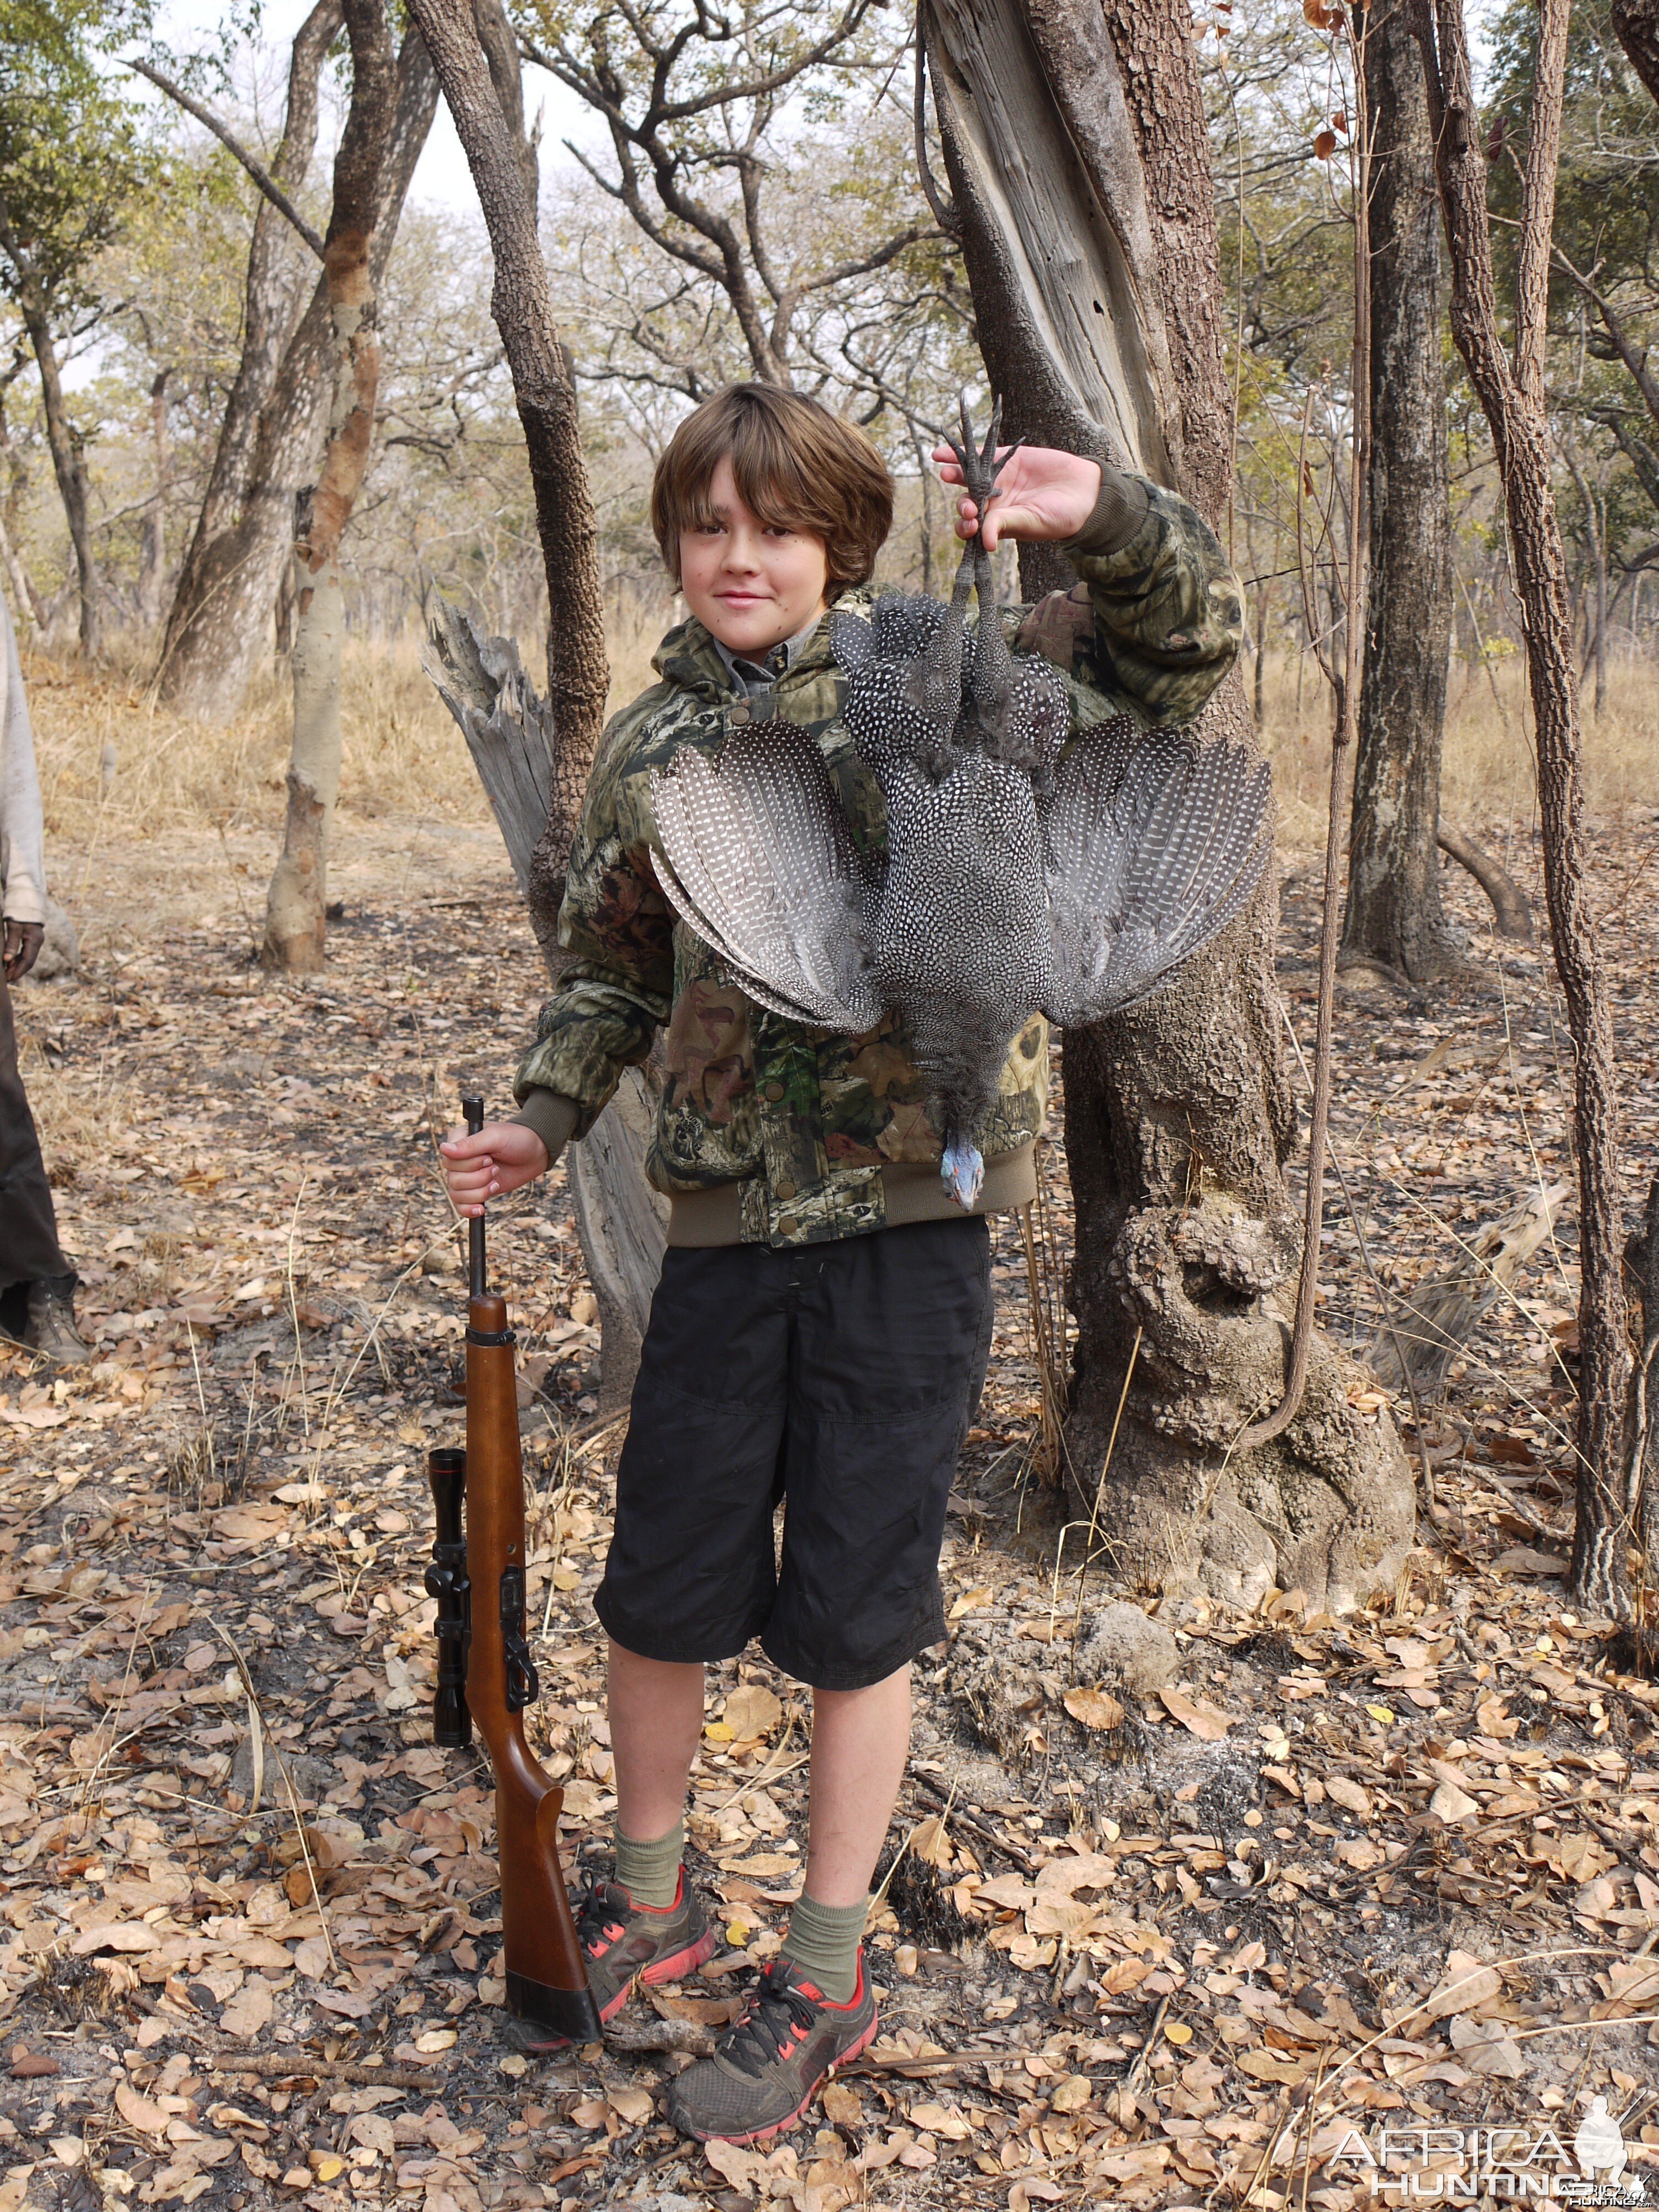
[2,790,1658,2212]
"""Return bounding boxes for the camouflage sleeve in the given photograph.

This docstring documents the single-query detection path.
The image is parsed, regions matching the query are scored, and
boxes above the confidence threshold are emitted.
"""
[1064,481,1245,728]
[512,711,675,1140]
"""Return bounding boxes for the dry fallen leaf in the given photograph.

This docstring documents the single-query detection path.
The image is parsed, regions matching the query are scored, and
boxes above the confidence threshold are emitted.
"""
[1425,1949,1503,2018]
[911,1814,954,1867]
[1063,1686,1125,1731]
[1429,1780,1479,1824]
[722,1684,784,1741]
[1325,1775,1371,1818]
[1160,1686,1234,1740]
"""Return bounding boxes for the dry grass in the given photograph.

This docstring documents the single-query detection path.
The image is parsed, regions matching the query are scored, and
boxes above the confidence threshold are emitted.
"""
[26,600,677,858]
[25,627,1659,893]
[25,632,483,853]
[1260,648,1659,865]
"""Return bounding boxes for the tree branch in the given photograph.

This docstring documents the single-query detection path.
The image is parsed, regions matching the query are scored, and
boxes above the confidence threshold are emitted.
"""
[125,56,327,259]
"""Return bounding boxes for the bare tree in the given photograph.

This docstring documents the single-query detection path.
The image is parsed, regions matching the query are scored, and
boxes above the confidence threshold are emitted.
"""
[1411,0,1630,1611]
[518,0,939,393]
[151,0,340,716]
[152,9,437,723]
[928,0,1414,1609]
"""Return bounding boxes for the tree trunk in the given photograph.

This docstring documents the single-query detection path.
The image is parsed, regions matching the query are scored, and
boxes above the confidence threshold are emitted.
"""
[1412,0,1630,1614]
[137,369,170,630]
[931,0,1414,1611]
[156,14,435,724]
[1612,0,1659,103]
[157,0,340,713]
[1342,0,1464,984]
[411,0,660,1410]
[263,0,398,971]
[0,211,101,654]
[406,0,609,956]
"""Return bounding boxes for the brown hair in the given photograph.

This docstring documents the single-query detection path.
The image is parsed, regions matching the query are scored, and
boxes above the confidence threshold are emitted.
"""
[651,384,893,596]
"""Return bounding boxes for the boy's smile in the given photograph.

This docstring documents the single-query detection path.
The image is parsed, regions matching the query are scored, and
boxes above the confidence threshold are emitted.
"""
[679,457,831,658]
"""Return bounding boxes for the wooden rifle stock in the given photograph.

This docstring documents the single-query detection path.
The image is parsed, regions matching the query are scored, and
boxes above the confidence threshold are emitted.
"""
[424,1094,599,2044]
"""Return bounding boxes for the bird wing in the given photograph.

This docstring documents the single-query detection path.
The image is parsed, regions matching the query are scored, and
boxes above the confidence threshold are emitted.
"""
[1042,717,1272,1025]
[650,719,885,1032]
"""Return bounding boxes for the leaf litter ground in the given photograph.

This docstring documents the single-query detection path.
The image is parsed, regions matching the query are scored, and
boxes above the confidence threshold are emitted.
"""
[3,791,1659,2212]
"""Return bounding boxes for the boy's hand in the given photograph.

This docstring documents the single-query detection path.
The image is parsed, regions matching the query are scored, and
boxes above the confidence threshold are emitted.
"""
[932,441,1104,552]
[440,1120,549,1217]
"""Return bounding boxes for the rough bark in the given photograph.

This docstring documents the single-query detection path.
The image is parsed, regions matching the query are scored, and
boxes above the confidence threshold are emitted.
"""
[263,0,397,972]
[137,370,170,630]
[1613,0,1659,102]
[1342,0,1464,985]
[156,14,436,724]
[406,0,609,950]
[0,203,100,653]
[932,0,1413,1610]
[1412,0,1630,1613]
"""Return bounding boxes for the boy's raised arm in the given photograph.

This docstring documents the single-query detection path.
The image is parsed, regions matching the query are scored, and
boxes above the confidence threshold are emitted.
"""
[1063,473,1246,730]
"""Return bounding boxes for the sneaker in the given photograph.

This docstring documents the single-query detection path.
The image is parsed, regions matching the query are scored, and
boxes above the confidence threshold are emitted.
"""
[24,1282,88,1368]
[514,1867,716,2050]
[667,1953,878,2144]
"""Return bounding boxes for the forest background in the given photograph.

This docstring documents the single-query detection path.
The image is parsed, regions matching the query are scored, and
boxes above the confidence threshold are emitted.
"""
[5,0,1656,743]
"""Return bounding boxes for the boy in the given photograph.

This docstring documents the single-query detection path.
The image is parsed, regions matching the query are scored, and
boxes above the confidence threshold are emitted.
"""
[442,383,1241,2143]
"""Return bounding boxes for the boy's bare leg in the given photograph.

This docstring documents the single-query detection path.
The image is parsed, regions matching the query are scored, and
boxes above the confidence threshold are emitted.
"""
[608,1640,705,1839]
[803,1664,912,1908]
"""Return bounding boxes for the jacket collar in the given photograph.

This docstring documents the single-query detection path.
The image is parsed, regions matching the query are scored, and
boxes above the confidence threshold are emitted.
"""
[651,588,875,706]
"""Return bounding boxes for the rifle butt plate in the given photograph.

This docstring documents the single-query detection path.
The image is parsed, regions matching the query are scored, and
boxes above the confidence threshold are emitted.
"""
[504,1970,602,2043]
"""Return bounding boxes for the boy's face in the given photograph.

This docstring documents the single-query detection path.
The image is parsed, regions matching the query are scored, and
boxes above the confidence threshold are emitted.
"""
[679,458,831,657]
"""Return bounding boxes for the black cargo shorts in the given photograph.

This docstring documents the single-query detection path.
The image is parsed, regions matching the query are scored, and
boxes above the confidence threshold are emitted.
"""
[594,1215,994,1691]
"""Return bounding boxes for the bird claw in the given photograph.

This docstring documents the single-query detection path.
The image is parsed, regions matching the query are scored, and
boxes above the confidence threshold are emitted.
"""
[945,394,1019,530]
[941,1142,985,1211]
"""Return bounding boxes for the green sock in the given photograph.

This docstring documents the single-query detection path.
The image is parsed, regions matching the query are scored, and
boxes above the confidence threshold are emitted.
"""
[613,1817,684,1911]
[781,1892,867,2004]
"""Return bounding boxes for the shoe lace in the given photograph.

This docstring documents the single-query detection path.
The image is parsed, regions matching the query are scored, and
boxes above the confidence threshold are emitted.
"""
[572,1873,627,1954]
[720,1965,820,2079]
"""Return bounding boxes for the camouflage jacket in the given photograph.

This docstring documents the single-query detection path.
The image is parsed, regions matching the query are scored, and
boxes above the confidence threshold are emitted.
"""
[515,482,1245,1249]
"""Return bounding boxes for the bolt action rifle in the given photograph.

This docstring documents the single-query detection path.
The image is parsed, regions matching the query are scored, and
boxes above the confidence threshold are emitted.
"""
[425,1094,599,2044]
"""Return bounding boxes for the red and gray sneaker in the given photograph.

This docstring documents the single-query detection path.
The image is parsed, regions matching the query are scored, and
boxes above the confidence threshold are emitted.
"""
[515,1867,716,2050]
[666,1952,878,2143]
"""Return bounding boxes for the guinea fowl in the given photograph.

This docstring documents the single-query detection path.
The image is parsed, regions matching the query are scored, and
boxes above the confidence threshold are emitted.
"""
[649,403,1272,1209]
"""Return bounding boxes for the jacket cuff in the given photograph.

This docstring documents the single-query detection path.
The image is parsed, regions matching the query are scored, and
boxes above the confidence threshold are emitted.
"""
[1063,460,1152,559]
[508,1088,581,1167]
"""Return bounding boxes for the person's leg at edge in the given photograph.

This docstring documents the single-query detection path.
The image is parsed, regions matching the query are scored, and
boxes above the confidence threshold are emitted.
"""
[780,1663,911,2002]
[607,1639,705,1907]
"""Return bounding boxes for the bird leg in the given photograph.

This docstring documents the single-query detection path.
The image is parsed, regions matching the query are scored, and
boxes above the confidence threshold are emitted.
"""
[942,398,1036,768]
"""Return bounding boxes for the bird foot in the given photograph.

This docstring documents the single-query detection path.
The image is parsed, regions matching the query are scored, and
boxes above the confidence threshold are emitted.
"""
[945,395,1019,531]
[941,1142,985,1211]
